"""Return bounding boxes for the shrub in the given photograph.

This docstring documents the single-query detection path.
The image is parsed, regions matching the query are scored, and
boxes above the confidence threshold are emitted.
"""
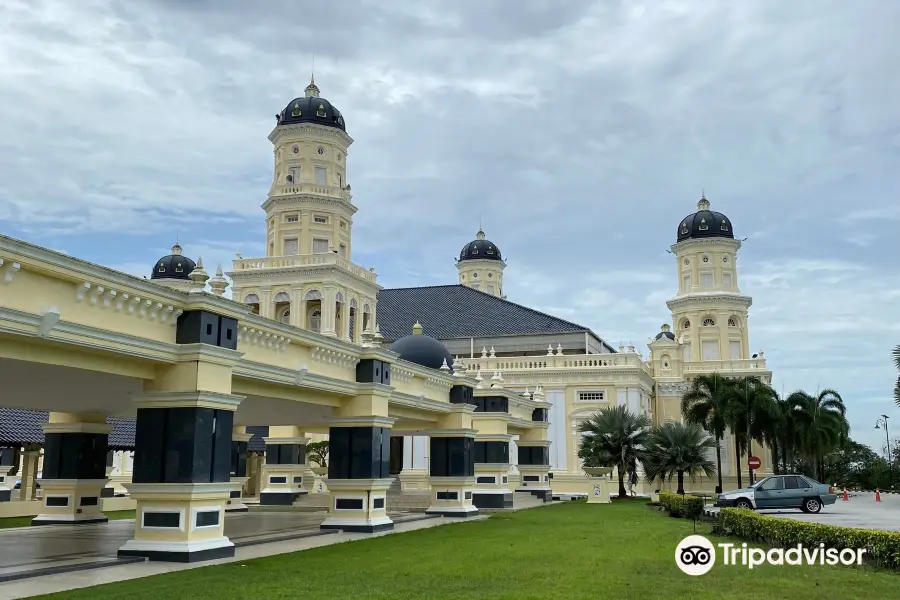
[719,508,900,569]
[659,490,705,520]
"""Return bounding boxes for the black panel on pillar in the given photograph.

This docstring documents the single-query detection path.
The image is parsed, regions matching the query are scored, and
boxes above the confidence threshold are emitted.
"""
[518,446,549,465]
[175,310,238,350]
[43,433,108,480]
[231,442,248,477]
[449,385,474,405]
[430,438,449,477]
[474,441,508,464]
[430,437,474,477]
[0,447,15,467]
[531,408,548,422]
[328,427,388,479]
[132,407,233,484]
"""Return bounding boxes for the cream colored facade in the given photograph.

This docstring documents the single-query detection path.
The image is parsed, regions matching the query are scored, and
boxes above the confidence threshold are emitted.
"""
[456,229,506,298]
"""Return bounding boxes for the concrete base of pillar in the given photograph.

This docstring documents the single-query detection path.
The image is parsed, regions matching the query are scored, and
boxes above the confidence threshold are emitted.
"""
[0,487,11,502]
[0,470,14,501]
[398,468,429,492]
[472,491,514,509]
[516,487,552,502]
[259,465,309,504]
[426,476,479,518]
[225,477,249,512]
[118,482,234,563]
[32,478,109,525]
[260,491,306,505]
[320,478,393,533]
[118,538,235,562]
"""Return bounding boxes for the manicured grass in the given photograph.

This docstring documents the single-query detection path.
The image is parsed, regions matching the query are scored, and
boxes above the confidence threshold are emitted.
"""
[40,502,899,599]
[0,510,135,529]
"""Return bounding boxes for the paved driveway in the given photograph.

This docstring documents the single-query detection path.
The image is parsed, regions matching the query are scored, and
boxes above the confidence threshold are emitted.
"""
[709,491,900,531]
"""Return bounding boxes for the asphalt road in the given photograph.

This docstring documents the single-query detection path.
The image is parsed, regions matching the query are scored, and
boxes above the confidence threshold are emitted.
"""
[710,491,900,531]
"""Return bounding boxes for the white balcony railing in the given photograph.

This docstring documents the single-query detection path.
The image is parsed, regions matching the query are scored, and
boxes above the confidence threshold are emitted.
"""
[231,253,376,283]
[460,352,648,372]
[269,183,351,202]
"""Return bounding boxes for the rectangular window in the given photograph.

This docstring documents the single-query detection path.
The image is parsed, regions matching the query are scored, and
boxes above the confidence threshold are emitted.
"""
[313,215,328,224]
[283,238,298,255]
[315,166,327,185]
[340,220,347,229]
[701,341,719,361]
[722,272,733,290]
[729,341,742,360]
[486,284,495,294]
[338,173,343,188]
[313,238,329,254]
[338,243,347,258]
[578,391,605,403]
[288,167,300,183]
[471,282,480,290]
[285,214,299,223]
[700,272,713,288]
[683,343,692,362]
[682,274,691,291]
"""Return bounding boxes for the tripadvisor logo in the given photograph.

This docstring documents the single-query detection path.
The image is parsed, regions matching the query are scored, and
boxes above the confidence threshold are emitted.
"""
[675,535,866,575]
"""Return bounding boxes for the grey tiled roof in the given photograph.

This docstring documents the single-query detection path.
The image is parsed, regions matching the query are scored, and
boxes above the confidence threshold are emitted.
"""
[376,285,596,343]
[247,426,268,453]
[0,409,136,450]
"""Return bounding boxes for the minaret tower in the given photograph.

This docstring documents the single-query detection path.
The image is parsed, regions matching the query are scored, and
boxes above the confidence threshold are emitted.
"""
[665,193,752,363]
[227,76,381,342]
[455,226,506,298]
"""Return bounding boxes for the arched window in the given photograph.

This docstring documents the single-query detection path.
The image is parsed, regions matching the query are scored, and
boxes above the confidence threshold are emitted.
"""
[244,294,260,304]
[280,309,290,325]
[698,218,708,231]
[273,292,291,303]
[308,309,321,332]
[721,219,729,231]
[728,317,738,327]
[681,319,691,329]
[304,290,322,301]
[702,318,716,327]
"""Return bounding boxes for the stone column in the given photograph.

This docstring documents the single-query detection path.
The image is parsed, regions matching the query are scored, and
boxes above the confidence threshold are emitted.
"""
[472,434,513,509]
[0,447,16,502]
[319,375,395,533]
[32,413,111,525]
[516,440,552,502]
[320,286,337,337]
[118,308,243,563]
[260,427,311,505]
[227,427,252,512]
[20,449,41,501]
[425,404,479,518]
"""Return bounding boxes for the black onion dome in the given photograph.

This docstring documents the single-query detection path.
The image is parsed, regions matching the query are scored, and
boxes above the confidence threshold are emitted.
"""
[275,78,346,132]
[151,243,195,281]
[459,229,502,262]
[654,324,676,341]
[676,195,734,242]
[389,322,455,371]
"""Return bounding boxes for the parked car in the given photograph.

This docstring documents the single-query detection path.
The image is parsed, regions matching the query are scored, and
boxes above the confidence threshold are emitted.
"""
[715,474,837,513]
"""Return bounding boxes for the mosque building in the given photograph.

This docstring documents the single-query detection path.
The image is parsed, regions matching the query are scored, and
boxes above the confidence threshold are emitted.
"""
[0,76,773,558]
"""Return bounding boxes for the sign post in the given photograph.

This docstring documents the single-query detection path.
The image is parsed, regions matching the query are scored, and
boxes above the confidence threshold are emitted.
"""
[748,455,761,484]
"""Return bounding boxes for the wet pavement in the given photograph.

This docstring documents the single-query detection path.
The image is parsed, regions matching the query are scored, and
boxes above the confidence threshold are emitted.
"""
[0,510,435,582]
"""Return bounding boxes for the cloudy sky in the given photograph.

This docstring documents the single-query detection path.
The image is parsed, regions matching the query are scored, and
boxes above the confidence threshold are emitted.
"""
[1,0,898,451]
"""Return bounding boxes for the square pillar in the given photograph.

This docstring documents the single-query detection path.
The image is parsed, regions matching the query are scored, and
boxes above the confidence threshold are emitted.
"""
[32,414,111,525]
[227,427,252,512]
[472,435,513,509]
[321,416,395,533]
[517,441,552,502]
[117,391,244,562]
[260,427,311,505]
[426,429,479,517]
[19,449,41,501]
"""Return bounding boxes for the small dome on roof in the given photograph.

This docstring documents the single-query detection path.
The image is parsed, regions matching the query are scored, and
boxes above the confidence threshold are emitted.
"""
[459,229,502,262]
[151,243,196,281]
[275,76,346,132]
[654,323,676,341]
[388,322,455,371]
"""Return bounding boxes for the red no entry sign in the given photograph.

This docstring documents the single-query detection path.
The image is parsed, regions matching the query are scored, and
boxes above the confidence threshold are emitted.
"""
[748,456,761,470]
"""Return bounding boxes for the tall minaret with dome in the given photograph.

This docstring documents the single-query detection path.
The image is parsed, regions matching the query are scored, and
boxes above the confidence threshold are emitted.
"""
[227,77,381,342]
[664,194,752,365]
[455,227,506,298]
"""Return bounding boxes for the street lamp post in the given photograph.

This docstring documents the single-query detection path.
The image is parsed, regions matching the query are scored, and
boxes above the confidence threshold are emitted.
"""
[876,415,891,487]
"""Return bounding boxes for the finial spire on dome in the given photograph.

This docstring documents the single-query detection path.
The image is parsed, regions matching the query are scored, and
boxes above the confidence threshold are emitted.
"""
[412,321,424,335]
[698,190,710,211]
[305,55,320,98]
[171,241,182,256]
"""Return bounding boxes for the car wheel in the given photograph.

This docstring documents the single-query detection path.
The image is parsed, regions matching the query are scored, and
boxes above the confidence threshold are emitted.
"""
[804,498,822,514]
[735,498,753,510]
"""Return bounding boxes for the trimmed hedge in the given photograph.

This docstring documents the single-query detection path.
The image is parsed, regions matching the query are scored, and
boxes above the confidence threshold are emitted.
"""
[659,491,705,520]
[719,508,900,569]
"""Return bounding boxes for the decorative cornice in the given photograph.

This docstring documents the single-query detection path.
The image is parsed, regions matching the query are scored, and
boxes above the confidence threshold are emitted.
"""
[311,345,359,369]
[238,325,291,352]
[268,123,354,146]
[671,238,742,252]
[74,282,185,325]
[388,391,455,414]
[666,293,753,311]
[232,360,355,398]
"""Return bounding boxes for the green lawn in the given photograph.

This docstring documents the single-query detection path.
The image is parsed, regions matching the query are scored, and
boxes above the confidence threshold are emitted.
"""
[0,510,135,529]
[39,501,899,599]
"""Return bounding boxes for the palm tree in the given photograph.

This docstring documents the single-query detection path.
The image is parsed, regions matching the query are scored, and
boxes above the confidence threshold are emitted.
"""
[893,345,900,407]
[643,422,718,494]
[726,376,779,486]
[768,394,800,474]
[787,389,848,481]
[681,373,731,493]
[577,405,652,498]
